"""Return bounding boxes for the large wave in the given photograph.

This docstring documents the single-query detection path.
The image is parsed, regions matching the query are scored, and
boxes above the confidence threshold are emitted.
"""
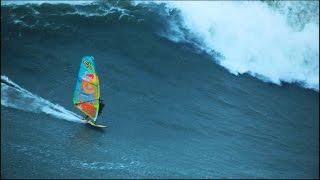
[136,1,319,91]
[2,0,319,91]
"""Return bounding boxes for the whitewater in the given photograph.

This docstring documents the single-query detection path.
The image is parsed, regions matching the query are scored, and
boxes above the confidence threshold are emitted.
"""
[136,1,319,90]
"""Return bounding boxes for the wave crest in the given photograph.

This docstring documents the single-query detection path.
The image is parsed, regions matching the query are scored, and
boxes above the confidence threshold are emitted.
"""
[138,1,319,91]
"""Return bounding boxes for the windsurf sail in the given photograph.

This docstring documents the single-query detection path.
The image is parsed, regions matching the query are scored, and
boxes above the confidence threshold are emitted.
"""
[73,56,100,122]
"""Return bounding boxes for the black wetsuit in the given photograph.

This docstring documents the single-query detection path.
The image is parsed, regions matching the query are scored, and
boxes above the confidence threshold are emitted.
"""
[98,99,105,116]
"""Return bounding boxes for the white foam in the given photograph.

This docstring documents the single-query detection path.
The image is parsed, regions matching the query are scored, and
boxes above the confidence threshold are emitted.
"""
[138,1,319,90]
[1,75,85,123]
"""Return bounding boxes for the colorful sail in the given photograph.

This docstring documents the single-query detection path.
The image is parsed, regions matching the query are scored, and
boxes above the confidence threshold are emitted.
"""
[73,56,100,121]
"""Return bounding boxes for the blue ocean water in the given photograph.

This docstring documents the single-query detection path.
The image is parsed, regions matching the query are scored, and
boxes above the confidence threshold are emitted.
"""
[1,1,319,178]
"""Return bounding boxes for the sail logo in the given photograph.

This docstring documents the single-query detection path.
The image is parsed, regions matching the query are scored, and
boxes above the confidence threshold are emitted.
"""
[83,60,92,70]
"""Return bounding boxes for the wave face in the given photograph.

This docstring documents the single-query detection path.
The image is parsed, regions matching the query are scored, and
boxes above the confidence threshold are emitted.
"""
[2,1,318,91]
[136,1,319,90]
[1,75,84,123]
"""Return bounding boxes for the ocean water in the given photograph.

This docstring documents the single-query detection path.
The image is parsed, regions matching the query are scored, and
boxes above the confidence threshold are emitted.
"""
[1,0,319,178]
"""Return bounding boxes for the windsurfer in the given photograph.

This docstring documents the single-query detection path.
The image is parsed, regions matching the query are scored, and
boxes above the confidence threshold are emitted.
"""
[83,115,91,122]
[98,99,105,116]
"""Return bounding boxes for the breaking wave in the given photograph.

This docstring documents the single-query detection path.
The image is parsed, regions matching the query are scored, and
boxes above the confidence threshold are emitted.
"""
[136,1,319,91]
[2,0,319,91]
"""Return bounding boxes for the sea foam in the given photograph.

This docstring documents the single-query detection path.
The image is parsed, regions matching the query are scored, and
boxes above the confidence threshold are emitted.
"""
[138,1,319,91]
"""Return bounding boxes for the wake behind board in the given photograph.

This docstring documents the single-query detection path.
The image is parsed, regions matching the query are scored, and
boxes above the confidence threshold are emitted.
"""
[87,120,107,128]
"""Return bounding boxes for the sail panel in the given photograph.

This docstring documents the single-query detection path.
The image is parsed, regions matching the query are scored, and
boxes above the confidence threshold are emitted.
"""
[73,56,100,121]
